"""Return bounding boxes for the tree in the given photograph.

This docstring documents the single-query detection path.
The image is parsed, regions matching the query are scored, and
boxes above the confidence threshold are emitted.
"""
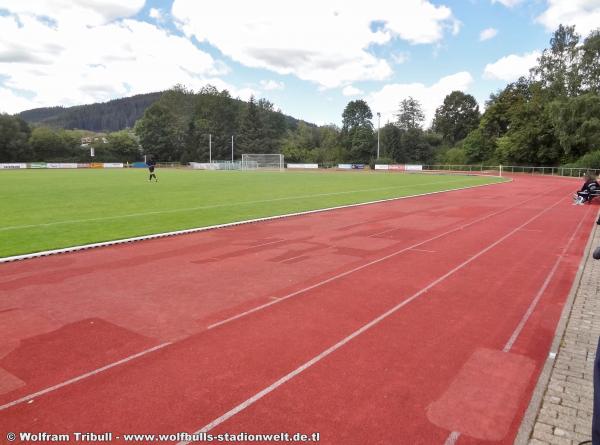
[106,131,141,162]
[348,126,375,162]
[550,93,600,159]
[185,86,239,161]
[340,100,374,162]
[29,127,72,161]
[380,123,405,162]
[134,103,182,161]
[442,147,468,165]
[534,24,581,97]
[432,91,480,145]
[342,100,373,131]
[400,129,439,163]
[0,114,32,162]
[315,124,344,164]
[580,30,600,93]
[238,96,264,154]
[396,97,425,130]
[257,98,286,153]
[461,77,533,163]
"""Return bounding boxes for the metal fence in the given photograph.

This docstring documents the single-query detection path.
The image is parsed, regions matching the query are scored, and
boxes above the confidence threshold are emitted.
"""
[155,162,186,169]
[149,162,599,178]
[422,164,600,178]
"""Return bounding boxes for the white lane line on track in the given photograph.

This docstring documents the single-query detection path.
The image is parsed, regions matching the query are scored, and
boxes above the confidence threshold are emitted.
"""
[0,183,522,413]
[0,187,554,416]
[443,431,461,445]
[368,227,401,237]
[0,342,171,412]
[443,204,590,445]
[206,192,558,331]
[248,240,286,249]
[280,255,306,263]
[177,197,566,445]
[503,205,591,352]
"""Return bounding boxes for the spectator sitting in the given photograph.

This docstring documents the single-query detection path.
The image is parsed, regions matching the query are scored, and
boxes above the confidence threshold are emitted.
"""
[574,172,599,205]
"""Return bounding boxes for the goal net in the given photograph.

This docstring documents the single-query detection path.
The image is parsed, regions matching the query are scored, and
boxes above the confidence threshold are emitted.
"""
[241,154,284,171]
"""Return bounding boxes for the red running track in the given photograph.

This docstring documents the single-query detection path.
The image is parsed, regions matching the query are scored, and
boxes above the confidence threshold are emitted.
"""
[0,175,596,444]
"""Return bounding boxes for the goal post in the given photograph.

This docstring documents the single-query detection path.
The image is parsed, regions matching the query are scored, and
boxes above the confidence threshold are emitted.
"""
[241,154,284,171]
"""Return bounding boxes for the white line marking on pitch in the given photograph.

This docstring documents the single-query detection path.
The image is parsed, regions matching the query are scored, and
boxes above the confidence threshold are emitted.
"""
[0,179,468,232]
[206,192,549,331]
[442,202,588,445]
[0,343,171,412]
[1,180,510,264]
[177,197,565,444]
[410,248,437,253]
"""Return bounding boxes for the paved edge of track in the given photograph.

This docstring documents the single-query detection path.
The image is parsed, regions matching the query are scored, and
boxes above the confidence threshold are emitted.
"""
[0,178,508,264]
[514,208,600,444]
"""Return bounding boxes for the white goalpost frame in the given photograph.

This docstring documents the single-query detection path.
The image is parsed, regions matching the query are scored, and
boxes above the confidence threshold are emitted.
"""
[241,154,284,171]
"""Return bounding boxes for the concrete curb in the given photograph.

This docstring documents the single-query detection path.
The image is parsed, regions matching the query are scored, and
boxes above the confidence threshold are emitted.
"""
[1,178,509,264]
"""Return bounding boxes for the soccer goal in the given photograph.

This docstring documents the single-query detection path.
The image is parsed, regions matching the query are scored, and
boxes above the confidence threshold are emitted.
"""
[241,154,284,171]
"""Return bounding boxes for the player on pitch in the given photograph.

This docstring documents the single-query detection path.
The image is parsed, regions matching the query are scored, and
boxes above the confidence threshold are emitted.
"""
[147,158,158,182]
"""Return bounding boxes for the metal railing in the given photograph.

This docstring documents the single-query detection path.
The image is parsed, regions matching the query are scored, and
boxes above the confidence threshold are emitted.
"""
[422,164,600,178]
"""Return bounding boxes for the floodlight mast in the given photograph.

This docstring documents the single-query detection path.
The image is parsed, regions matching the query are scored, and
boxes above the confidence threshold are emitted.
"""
[209,134,212,164]
[377,112,381,159]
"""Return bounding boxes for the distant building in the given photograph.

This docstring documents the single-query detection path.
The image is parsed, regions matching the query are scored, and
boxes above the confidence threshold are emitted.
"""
[81,136,108,147]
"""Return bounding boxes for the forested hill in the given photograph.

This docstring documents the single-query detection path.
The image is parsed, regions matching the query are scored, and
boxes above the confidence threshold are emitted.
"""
[17,92,163,132]
[17,90,312,134]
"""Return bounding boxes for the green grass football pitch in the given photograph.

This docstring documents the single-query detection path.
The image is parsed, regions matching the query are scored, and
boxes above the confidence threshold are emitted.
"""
[0,169,504,258]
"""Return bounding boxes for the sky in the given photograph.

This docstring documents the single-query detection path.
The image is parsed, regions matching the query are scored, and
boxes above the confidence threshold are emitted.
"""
[1,0,599,127]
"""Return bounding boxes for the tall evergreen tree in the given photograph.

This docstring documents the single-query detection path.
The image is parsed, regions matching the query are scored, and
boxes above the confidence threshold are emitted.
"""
[380,123,405,162]
[238,96,264,154]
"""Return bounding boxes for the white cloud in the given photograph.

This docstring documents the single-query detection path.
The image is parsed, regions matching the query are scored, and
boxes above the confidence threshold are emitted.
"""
[0,10,230,114]
[172,0,460,88]
[491,0,523,8]
[233,87,259,102]
[479,28,498,41]
[0,0,145,26]
[391,52,410,64]
[259,80,285,91]
[149,8,162,20]
[0,88,42,114]
[367,71,474,127]
[537,0,600,36]
[483,51,541,82]
[342,85,364,96]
